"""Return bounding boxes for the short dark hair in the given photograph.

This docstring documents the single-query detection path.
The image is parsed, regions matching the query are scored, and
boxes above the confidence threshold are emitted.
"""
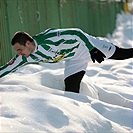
[11,31,33,46]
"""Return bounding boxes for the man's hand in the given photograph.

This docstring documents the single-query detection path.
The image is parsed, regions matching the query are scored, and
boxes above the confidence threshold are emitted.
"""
[90,48,106,63]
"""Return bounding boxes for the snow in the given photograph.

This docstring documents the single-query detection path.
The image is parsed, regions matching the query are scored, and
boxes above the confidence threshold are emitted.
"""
[0,12,133,133]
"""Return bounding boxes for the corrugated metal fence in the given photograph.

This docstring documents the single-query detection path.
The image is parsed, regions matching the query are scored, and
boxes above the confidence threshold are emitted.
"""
[0,0,123,65]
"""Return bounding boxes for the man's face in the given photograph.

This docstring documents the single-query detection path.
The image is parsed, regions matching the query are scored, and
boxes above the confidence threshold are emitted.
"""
[13,42,33,57]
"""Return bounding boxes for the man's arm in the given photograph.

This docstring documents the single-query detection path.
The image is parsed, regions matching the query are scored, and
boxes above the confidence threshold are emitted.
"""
[0,54,40,78]
[109,46,133,60]
[0,55,27,78]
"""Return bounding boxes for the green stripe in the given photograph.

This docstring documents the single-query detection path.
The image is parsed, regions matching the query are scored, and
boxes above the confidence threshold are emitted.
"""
[60,44,79,55]
[33,32,57,45]
[15,54,19,58]
[64,52,75,58]
[30,54,39,60]
[41,44,50,51]
[22,56,27,62]
[0,64,8,71]
[64,39,78,44]
[44,32,57,39]
[61,30,94,51]
[43,39,78,46]
[43,39,65,46]
[0,71,10,78]
[35,51,52,60]
[11,61,27,72]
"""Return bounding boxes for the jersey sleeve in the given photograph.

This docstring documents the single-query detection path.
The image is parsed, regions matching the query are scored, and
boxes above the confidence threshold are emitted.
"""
[0,54,38,78]
[0,55,26,78]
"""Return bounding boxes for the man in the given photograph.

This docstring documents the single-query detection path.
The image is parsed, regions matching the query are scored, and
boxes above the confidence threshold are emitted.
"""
[0,28,133,93]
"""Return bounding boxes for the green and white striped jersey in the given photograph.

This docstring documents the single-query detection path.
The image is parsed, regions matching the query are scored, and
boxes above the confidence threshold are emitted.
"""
[0,28,95,78]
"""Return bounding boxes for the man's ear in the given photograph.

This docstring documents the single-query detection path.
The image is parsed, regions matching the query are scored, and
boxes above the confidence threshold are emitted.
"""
[26,40,30,46]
